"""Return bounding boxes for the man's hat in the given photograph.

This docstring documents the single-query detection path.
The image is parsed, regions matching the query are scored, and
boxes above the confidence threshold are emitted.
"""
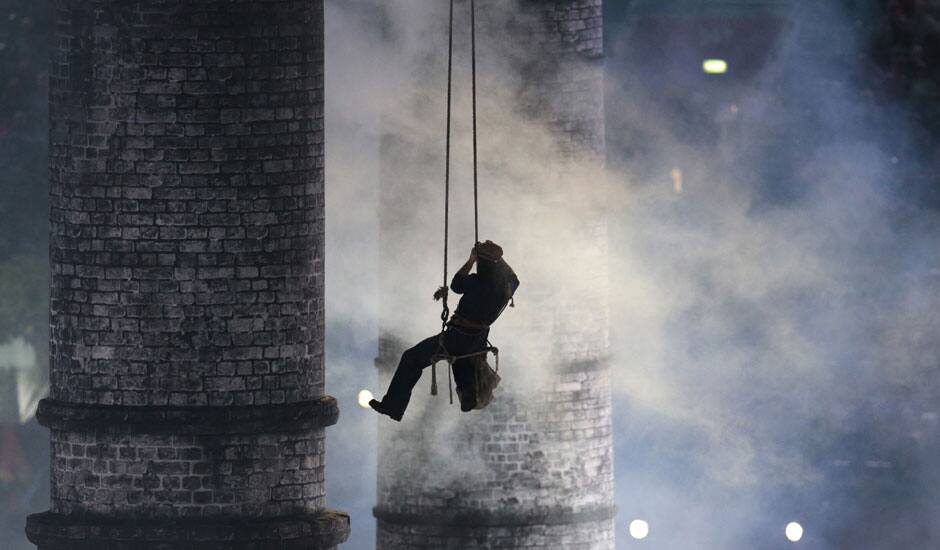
[474,240,503,262]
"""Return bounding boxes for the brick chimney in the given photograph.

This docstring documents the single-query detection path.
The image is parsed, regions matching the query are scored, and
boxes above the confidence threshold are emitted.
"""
[374,1,614,548]
[25,1,349,548]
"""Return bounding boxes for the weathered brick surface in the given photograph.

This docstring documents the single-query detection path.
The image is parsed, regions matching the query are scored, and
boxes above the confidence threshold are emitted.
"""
[376,0,613,548]
[527,0,604,58]
[377,371,613,512]
[50,428,325,517]
[377,519,615,550]
[48,0,325,408]
[30,1,346,548]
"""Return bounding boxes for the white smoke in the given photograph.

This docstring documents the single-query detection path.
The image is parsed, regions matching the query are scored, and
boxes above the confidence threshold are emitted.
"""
[322,1,940,548]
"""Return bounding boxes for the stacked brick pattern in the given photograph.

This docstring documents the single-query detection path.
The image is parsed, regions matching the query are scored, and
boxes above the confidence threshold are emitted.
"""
[48,0,325,409]
[28,1,347,548]
[375,1,613,548]
[50,429,325,517]
[378,520,614,549]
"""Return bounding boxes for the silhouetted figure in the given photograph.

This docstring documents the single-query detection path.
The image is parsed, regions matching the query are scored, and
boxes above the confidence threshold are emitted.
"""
[371,240,519,421]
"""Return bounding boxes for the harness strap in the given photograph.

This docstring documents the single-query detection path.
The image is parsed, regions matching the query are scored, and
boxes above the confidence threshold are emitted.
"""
[449,315,491,331]
[429,333,499,404]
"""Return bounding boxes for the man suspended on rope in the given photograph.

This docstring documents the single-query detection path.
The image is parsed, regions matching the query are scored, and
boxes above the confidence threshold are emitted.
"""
[370,240,519,421]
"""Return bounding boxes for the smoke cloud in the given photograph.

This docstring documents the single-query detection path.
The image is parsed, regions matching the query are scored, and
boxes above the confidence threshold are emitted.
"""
[324,1,940,548]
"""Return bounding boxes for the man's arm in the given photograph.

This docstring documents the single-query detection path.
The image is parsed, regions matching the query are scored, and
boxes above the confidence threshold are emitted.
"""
[450,248,477,293]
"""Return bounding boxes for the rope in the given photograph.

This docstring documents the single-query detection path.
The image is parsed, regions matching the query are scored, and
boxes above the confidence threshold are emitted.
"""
[441,0,455,331]
[471,0,479,243]
[442,0,481,314]
[432,2,499,406]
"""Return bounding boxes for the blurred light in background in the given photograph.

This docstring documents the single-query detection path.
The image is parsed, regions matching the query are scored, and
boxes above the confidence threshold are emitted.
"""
[670,167,683,193]
[785,521,804,542]
[357,389,374,408]
[629,519,649,540]
[703,58,728,74]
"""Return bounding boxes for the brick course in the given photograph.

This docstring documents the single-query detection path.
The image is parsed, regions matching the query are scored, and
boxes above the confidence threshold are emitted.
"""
[50,428,325,518]
[377,519,615,549]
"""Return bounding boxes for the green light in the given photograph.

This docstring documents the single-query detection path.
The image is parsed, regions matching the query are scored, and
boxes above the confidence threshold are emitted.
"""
[703,59,728,74]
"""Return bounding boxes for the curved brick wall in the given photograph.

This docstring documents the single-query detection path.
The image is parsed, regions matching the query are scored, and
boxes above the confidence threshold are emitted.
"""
[49,429,326,518]
[47,0,325,409]
[28,1,347,548]
[375,1,614,548]
[377,519,615,549]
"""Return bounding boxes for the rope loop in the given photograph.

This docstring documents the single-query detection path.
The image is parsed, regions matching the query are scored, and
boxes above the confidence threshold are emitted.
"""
[441,0,455,328]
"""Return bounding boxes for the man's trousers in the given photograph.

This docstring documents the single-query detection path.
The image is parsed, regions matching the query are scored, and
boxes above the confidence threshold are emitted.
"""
[381,326,489,418]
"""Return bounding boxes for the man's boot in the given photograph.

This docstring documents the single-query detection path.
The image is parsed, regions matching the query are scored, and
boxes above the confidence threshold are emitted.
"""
[369,399,403,422]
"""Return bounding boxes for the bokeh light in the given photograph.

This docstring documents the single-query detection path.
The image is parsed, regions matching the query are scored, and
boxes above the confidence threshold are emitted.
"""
[357,389,374,408]
[702,58,728,74]
[629,519,649,540]
[785,521,804,542]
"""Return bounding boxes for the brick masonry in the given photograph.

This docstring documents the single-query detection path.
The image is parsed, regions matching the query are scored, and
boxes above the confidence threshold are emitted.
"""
[27,1,347,548]
[376,519,615,549]
[49,429,325,517]
[375,0,613,548]
[47,0,326,409]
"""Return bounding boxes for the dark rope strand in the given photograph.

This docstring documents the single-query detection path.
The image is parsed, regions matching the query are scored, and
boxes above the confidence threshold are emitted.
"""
[470,0,479,243]
[442,0,455,329]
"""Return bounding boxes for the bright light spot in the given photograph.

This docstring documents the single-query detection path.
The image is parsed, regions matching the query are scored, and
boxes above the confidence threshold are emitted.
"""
[629,519,649,540]
[785,521,804,542]
[729,104,739,114]
[357,390,374,408]
[670,167,683,194]
[703,59,728,74]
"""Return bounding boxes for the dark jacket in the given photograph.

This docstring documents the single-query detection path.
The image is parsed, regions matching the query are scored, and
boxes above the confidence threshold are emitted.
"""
[450,259,519,326]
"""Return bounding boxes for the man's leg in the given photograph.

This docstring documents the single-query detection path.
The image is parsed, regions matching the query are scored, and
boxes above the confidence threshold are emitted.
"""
[376,334,442,419]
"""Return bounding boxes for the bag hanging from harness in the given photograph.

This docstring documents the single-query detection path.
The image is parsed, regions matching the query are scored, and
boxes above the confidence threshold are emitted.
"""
[455,354,501,411]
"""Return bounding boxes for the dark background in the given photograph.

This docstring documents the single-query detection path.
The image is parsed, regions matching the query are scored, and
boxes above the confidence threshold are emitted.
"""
[2,1,939,548]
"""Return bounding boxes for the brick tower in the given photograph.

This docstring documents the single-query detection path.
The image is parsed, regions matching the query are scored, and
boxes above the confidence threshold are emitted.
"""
[25,1,349,548]
[374,1,614,548]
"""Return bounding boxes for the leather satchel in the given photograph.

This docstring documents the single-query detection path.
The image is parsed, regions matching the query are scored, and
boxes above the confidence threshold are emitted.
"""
[456,355,501,411]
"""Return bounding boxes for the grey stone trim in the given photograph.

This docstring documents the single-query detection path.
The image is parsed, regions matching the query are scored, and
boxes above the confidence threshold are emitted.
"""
[373,504,616,527]
[25,509,350,550]
[36,396,339,435]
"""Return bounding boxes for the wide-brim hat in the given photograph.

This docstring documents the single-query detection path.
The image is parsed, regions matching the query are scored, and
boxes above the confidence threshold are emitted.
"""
[474,240,503,262]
